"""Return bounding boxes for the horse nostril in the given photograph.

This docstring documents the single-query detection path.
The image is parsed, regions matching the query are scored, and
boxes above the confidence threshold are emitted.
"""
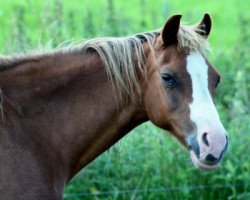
[186,134,200,158]
[223,135,228,153]
[202,132,209,146]
[205,154,220,165]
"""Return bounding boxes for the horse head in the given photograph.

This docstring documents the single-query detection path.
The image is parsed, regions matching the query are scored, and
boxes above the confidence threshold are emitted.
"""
[143,14,228,170]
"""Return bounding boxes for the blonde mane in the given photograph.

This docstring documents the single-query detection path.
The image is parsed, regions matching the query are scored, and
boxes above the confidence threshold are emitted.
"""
[77,32,159,101]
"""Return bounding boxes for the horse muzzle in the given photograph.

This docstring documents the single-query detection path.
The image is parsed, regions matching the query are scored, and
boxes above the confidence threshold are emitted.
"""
[186,132,228,171]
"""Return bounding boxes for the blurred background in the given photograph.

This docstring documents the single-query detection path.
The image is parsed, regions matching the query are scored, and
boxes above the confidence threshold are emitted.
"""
[0,0,249,199]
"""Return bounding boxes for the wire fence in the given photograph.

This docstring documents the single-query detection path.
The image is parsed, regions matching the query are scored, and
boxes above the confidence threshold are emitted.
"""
[63,183,243,198]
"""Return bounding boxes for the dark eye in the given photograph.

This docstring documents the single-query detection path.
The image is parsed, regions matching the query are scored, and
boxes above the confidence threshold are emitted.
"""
[161,73,177,87]
[214,77,220,89]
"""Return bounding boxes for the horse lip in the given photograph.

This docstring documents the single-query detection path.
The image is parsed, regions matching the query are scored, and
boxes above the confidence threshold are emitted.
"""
[203,158,220,166]
[190,151,219,171]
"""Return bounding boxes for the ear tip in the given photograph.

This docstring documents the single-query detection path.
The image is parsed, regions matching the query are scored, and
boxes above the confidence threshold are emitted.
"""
[204,13,212,22]
[168,14,182,21]
[165,14,182,26]
[175,14,182,18]
[173,14,182,20]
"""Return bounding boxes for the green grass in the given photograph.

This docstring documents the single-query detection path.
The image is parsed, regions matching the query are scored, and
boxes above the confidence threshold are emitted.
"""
[0,0,250,199]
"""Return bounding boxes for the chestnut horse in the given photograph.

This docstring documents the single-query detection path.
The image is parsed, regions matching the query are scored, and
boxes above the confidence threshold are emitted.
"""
[0,14,228,199]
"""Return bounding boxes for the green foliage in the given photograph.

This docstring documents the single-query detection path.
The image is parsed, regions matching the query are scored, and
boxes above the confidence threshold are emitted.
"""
[0,0,249,199]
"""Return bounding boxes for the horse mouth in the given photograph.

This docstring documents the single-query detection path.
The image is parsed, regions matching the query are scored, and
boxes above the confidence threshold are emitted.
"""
[190,151,219,171]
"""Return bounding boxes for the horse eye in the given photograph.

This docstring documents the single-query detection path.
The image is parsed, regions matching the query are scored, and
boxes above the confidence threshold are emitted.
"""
[161,73,177,87]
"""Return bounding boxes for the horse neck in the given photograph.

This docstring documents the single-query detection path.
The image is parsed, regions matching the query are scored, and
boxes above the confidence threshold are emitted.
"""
[0,48,149,181]
[63,49,150,179]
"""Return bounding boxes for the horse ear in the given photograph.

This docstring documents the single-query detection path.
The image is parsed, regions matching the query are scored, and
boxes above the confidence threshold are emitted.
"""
[197,13,212,37]
[162,15,182,47]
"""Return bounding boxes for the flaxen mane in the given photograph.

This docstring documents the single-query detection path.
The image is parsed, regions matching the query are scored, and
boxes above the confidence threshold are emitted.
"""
[0,25,209,100]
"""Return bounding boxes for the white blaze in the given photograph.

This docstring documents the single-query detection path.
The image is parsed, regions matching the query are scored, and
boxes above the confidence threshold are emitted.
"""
[186,52,227,158]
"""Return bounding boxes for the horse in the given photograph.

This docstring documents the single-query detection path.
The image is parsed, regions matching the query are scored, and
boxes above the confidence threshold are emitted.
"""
[0,14,228,199]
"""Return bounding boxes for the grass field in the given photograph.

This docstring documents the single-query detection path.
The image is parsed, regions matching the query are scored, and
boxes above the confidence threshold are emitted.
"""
[0,0,250,199]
